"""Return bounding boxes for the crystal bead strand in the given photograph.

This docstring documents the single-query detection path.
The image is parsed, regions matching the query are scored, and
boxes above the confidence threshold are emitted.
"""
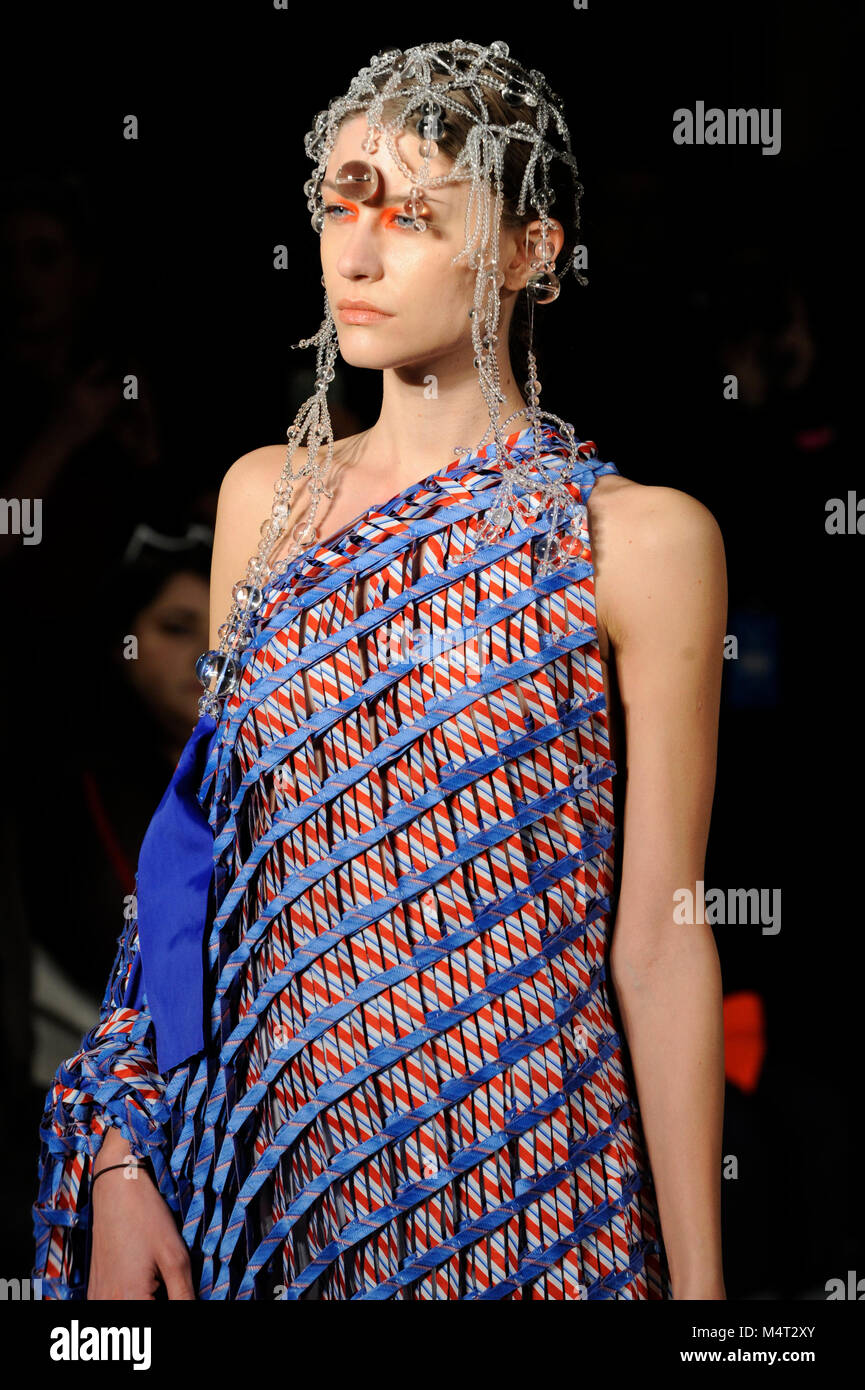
[195,293,339,718]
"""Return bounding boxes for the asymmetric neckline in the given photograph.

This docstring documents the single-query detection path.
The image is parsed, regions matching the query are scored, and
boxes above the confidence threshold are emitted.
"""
[269,421,541,585]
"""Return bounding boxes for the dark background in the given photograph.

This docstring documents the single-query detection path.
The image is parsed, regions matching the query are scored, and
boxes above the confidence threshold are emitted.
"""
[0,0,859,1299]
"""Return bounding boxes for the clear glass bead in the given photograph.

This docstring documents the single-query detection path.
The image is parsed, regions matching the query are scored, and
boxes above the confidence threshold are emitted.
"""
[404,186,428,219]
[213,654,240,696]
[417,115,443,141]
[196,650,240,697]
[333,159,380,202]
[475,517,509,548]
[232,582,263,610]
[195,650,218,684]
[502,81,530,104]
[526,270,561,304]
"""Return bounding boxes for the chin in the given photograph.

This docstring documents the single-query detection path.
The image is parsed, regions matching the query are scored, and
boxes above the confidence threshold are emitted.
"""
[338,335,457,377]
[338,343,425,373]
[337,344,394,370]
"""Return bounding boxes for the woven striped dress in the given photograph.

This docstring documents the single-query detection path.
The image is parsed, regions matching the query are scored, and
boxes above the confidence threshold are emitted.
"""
[33,420,672,1300]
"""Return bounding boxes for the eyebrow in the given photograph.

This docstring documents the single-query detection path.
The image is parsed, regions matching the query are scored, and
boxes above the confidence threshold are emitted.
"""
[321,179,445,203]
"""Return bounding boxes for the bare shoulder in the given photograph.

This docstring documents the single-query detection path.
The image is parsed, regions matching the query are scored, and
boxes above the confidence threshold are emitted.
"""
[217,434,366,515]
[219,442,285,493]
[586,472,727,654]
[208,435,366,647]
[215,435,361,549]
[587,470,724,546]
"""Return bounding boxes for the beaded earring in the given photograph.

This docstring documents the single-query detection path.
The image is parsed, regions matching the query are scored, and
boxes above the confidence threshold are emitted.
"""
[516,219,589,574]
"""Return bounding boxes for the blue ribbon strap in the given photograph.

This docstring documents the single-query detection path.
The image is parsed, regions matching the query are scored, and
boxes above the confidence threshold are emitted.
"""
[132,711,219,1073]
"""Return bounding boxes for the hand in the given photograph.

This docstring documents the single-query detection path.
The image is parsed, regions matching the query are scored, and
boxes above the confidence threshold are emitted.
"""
[87,1141,195,1300]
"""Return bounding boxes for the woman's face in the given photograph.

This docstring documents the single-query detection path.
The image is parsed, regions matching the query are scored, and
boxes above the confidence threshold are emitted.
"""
[121,570,210,735]
[320,115,511,376]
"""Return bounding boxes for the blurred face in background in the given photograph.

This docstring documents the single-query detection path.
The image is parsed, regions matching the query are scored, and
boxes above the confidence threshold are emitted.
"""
[0,208,97,338]
[121,570,210,739]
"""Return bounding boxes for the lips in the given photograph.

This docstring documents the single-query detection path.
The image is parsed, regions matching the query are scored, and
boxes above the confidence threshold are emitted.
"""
[336,299,392,313]
[336,300,394,325]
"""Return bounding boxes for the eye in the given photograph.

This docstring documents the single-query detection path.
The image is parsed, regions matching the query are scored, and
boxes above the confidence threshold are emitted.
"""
[381,207,429,231]
[322,202,429,230]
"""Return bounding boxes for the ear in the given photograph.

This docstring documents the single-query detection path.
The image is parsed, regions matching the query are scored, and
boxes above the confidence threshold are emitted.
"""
[501,219,565,291]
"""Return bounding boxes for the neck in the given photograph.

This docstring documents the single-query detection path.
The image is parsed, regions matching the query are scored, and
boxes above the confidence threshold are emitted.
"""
[359,344,530,488]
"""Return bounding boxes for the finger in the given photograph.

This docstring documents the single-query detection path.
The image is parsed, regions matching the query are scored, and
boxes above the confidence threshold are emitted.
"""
[160,1253,196,1301]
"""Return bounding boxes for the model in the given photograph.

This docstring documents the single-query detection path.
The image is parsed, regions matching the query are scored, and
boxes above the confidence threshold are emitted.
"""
[33,38,727,1300]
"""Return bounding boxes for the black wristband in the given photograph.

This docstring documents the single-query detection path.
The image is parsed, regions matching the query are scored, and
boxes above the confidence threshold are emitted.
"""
[91,1155,151,1189]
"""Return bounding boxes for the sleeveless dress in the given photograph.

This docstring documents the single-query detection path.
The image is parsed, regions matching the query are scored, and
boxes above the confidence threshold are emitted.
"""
[33,420,672,1300]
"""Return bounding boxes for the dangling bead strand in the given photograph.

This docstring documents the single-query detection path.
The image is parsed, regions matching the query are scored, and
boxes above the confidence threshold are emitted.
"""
[195,294,339,718]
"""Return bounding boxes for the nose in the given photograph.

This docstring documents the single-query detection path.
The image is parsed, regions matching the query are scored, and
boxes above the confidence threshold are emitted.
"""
[332,213,385,284]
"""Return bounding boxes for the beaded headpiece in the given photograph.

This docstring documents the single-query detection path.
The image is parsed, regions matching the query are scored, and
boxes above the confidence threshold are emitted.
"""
[197,38,591,718]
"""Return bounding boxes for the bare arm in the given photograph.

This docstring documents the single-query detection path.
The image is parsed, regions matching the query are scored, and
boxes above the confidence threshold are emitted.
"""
[208,445,299,650]
[596,482,728,1300]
